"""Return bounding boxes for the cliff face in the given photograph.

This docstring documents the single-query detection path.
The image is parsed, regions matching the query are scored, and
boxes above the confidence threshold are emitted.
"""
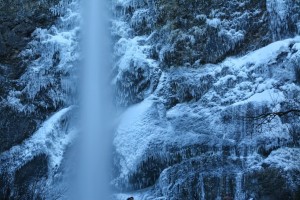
[0,0,300,199]
[0,0,61,153]
[0,0,79,198]
[111,0,300,199]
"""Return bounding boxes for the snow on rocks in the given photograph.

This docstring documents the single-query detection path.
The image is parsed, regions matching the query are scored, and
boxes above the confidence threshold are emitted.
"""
[0,106,76,175]
[263,147,300,171]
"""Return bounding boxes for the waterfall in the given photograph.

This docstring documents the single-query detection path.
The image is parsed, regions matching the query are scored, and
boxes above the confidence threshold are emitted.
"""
[77,0,113,199]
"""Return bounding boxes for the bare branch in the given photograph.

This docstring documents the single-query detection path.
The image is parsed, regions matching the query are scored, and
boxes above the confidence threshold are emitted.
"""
[244,109,300,120]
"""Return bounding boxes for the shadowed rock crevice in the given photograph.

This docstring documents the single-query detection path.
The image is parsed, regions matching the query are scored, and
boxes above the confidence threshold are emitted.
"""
[13,154,49,200]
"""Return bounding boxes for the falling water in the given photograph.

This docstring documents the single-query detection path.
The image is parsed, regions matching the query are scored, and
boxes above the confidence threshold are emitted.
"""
[77,0,112,199]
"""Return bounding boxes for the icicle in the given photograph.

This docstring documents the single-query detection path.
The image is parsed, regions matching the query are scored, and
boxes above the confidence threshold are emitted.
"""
[266,0,292,40]
[234,172,245,200]
[199,173,205,200]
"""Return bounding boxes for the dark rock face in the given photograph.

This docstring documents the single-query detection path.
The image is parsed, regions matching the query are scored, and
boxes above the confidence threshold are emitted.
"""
[0,0,60,153]
[112,0,300,106]
[0,154,48,200]
[114,61,161,107]
[154,0,269,65]
[0,106,37,152]
[0,0,77,199]
[112,0,300,199]
[0,0,59,64]
[244,168,296,200]
[13,154,48,200]
[116,0,300,68]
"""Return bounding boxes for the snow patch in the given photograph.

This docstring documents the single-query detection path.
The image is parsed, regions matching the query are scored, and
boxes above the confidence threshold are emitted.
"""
[224,36,300,70]
[114,98,172,176]
[0,106,76,175]
[206,18,221,28]
[264,147,300,171]
[233,89,285,106]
